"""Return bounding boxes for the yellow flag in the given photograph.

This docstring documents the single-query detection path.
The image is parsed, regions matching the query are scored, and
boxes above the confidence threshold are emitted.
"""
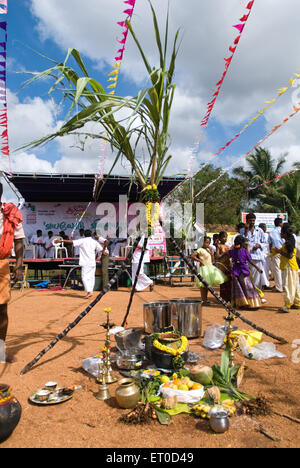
[107,83,117,89]
[278,87,288,96]
[108,69,120,76]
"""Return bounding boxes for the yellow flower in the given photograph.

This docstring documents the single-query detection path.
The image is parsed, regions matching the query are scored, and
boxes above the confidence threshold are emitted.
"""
[104,307,111,313]
[152,184,157,190]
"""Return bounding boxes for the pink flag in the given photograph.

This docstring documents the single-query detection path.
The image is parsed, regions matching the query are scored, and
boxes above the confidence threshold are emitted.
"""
[124,0,135,5]
[233,24,245,33]
[123,8,133,16]
[117,21,126,27]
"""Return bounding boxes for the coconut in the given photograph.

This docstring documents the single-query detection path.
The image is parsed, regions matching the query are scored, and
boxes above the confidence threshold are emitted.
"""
[190,365,213,386]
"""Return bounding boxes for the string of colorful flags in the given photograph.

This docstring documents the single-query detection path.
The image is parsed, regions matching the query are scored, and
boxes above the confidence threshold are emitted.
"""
[187,0,255,177]
[246,168,300,192]
[193,98,300,199]
[200,0,255,128]
[0,0,8,172]
[215,70,300,156]
[95,0,136,185]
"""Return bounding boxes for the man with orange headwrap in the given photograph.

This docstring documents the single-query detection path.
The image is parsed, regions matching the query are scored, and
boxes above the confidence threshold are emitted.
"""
[0,182,25,362]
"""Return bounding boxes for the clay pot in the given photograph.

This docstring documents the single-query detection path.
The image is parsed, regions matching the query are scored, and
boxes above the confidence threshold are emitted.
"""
[0,384,22,442]
[115,378,140,409]
[151,332,189,370]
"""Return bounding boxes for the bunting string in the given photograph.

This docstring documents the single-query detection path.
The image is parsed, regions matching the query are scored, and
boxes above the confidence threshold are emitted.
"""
[187,0,255,178]
[200,0,255,128]
[246,168,300,192]
[0,3,8,172]
[215,70,300,156]
[193,98,300,199]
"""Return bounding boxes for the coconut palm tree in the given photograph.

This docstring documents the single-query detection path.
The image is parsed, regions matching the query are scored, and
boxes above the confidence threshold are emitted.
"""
[259,169,300,231]
[233,147,286,199]
[20,1,181,199]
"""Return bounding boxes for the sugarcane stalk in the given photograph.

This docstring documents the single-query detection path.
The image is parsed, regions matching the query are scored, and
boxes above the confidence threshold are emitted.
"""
[121,236,148,327]
[167,234,288,344]
[20,236,141,375]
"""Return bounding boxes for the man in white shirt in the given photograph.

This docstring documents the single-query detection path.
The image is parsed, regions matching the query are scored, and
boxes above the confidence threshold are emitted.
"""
[56,230,105,298]
[44,231,55,258]
[269,217,284,292]
[240,213,269,290]
[30,230,46,258]
[0,182,25,361]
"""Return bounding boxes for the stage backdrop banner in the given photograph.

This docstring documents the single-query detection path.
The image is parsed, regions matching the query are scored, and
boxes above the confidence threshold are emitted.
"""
[21,202,166,255]
[241,212,288,232]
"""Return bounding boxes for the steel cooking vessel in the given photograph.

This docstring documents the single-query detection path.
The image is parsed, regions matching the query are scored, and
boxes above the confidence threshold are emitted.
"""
[169,298,203,338]
[143,301,171,334]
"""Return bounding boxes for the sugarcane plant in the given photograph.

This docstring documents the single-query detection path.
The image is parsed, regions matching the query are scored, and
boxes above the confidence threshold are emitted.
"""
[20,0,181,235]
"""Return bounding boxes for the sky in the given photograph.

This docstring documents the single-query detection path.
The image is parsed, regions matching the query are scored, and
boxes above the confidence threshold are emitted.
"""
[2,0,300,201]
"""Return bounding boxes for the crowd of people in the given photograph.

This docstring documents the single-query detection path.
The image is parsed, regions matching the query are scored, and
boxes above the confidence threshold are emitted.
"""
[191,213,300,314]
[28,228,128,259]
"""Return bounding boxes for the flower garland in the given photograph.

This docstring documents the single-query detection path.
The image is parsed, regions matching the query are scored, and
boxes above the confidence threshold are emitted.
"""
[142,184,161,234]
[152,333,188,357]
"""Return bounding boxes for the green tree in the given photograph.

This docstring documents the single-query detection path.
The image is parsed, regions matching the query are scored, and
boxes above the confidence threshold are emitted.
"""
[233,147,286,201]
[166,165,248,226]
[259,169,300,232]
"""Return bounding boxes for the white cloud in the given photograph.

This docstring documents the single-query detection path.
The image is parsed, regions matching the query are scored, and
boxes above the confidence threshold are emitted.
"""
[6,0,300,180]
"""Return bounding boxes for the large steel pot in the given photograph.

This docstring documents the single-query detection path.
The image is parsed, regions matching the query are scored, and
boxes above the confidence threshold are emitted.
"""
[169,298,203,338]
[143,301,171,334]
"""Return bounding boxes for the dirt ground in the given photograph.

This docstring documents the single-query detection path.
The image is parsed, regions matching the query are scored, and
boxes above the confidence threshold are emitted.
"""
[0,280,299,449]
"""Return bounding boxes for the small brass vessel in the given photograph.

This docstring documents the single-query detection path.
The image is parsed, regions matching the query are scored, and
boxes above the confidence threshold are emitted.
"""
[115,378,140,409]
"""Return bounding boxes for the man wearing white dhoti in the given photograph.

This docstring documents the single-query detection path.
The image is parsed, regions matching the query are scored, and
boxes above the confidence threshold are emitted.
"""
[132,236,153,292]
[30,230,46,258]
[55,230,104,298]
[240,213,269,292]
[268,217,284,293]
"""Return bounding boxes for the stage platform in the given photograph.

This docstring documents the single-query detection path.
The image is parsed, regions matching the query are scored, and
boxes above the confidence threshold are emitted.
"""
[9,256,171,283]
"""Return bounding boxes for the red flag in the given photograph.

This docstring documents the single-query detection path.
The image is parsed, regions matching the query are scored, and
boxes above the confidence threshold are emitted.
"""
[234,35,241,45]
[247,1,254,9]
[240,14,249,22]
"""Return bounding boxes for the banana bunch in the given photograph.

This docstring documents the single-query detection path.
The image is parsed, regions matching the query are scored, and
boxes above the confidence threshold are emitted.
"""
[192,403,212,419]
[193,400,236,419]
[221,399,236,417]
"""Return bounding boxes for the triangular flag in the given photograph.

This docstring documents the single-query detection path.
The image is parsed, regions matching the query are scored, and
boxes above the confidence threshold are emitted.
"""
[124,0,135,5]
[233,24,245,34]
[278,87,288,96]
[240,14,249,22]
[246,1,254,9]
[229,46,236,53]
[123,8,134,16]
[234,35,241,45]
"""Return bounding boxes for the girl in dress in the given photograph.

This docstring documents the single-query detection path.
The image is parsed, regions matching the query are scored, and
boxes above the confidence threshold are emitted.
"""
[216,231,232,303]
[273,224,300,313]
[191,236,227,305]
[229,235,262,309]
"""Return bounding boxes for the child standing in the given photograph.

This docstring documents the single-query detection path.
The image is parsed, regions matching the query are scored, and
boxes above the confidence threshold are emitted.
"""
[216,231,232,303]
[273,224,300,313]
[191,236,227,305]
[229,235,262,309]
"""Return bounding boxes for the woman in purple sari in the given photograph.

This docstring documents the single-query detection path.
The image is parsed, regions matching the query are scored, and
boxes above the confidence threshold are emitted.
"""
[229,235,262,309]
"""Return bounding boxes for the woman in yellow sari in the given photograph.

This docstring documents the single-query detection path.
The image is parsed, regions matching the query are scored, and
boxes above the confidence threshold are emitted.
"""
[273,224,300,313]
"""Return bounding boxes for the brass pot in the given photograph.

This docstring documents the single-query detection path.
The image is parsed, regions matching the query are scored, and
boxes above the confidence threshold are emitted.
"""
[115,378,140,409]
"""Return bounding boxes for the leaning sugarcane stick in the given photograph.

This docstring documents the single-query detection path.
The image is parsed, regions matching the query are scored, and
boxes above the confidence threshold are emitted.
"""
[167,235,288,344]
[20,237,141,375]
[121,236,148,328]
